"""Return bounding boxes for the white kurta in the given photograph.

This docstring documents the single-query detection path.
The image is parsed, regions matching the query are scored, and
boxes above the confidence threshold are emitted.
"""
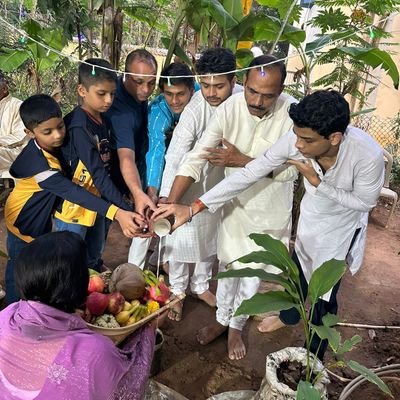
[0,94,27,173]
[177,92,298,268]
[200,127,385,300]
[160,87,243,262]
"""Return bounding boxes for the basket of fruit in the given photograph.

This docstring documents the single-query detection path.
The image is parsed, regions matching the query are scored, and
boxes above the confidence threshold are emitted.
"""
[77,263,184,345]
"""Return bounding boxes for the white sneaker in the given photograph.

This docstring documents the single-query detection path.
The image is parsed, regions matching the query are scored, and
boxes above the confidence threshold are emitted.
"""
[0,285,5,301]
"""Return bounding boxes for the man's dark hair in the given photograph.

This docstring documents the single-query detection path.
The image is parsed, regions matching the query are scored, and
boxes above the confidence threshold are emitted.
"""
[196,48,236,81]
[246,55,287,86]
[20,94,62,131]
[289,90,350,138]
[79,58,117,88]
[15,231,89,313]
[159,62,194,91]
[125,48,158,72]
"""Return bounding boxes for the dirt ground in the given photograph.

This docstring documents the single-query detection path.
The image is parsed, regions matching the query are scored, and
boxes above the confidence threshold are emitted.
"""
[0,201,399,399]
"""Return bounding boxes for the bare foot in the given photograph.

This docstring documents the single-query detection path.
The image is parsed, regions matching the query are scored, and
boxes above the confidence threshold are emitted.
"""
[197,321,227,345]
[228,328,246,360]
[257,315,286,333]
[168,300,183,321]
[196,290,217,307]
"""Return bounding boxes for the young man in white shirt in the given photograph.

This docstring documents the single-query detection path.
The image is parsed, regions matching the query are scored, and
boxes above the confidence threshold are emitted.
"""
[154,90,385,360]
[160,48,241,322]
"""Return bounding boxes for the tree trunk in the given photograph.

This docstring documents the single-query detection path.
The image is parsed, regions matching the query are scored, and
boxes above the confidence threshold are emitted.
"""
[88,0,94,57]
[101,0,114,64]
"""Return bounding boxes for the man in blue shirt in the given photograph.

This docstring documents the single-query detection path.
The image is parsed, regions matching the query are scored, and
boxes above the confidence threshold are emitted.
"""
[146,62,198,204]
[106,49,157,214]
[106,49,158,267]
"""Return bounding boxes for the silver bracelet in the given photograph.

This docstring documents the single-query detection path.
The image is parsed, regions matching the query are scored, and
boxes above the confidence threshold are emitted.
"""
[187,206,193,223]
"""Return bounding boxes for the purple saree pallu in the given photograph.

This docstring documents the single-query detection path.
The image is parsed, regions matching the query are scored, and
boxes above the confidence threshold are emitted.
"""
[0,301,155,400]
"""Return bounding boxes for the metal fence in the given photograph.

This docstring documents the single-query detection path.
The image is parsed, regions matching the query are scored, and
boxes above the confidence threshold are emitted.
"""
[352,115,400,155]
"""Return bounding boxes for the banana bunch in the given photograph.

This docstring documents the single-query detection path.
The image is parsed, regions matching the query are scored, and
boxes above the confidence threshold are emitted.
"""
[115,300,148,326]
[143,269,159,286]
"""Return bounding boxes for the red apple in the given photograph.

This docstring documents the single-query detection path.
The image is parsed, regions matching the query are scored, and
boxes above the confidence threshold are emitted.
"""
[107,292,125,315]
[86,292,109,316]
[88,275,105,294]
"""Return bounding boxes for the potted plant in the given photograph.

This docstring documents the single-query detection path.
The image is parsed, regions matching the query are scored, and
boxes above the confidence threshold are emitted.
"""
[217,233,392,400]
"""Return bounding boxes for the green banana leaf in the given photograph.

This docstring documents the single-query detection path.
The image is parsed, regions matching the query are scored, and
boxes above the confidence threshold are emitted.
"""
[207,0,239,30]
[257,0,301,23]
[337,46,399,89]
[222,0,245,22]
[0,49,30,72]
[161,37,193,67]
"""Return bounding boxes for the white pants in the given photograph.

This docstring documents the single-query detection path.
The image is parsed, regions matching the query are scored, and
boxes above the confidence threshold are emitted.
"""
[216,262,260,331]
[169,255,216,296]
[128,237,151,269]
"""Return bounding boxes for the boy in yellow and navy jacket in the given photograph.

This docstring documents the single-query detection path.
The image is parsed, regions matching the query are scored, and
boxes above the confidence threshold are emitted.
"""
[5,94,144,304]
[54,58,134,271]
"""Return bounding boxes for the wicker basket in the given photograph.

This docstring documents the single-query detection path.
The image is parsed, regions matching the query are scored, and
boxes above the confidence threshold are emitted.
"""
[86,294,185,345]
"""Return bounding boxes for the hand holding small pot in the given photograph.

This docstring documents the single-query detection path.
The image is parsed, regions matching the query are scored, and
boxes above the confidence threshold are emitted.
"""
[151,204,191,232]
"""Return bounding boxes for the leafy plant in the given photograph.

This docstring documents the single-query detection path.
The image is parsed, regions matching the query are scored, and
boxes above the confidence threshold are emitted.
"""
[217,233,392,399]
[286,0,399,105]
[0,19,67,91]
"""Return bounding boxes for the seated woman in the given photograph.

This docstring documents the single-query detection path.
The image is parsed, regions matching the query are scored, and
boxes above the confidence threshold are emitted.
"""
[0,231,156,400]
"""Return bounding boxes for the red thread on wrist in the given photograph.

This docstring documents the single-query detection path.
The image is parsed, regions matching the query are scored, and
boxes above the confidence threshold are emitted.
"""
[193,198,206,212]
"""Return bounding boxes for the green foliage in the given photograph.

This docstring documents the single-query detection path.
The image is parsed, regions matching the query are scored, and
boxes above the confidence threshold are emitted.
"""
[292,0,400,105]
[124,2,171,34]
[312,7,349,33]
[0,18,67,91]
[296,381,320,400]
[216,233,391,399]
[236,291,298,315]
[161,37,193,67]
[257,0,302,23]
[337,47,399,89]
[308,259,346,304]
[348,361,393,396]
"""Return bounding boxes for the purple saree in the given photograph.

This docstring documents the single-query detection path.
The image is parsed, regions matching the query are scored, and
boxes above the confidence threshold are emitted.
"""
[0,301,155,400]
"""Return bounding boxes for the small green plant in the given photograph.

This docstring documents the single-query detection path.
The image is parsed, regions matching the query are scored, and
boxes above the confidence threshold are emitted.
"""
[217,233,392,399]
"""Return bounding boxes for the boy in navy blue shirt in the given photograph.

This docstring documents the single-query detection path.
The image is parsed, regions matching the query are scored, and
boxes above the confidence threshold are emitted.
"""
[5,94,145,303]
[54,58,147,271]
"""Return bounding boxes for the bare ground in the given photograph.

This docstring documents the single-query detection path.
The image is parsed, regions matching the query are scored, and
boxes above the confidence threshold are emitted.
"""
[0,201,399,399]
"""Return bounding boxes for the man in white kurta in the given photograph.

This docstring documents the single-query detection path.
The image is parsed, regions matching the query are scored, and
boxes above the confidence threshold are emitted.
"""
[165,55,298,360]
[0,74,27,175]
[160,47,242,320]
[188,90,384,359]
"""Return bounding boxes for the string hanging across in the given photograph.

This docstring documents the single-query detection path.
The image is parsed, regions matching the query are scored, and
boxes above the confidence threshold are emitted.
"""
[0,13,397,81]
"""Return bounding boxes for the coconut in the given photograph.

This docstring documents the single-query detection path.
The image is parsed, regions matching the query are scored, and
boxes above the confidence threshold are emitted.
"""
[109,263,146,301]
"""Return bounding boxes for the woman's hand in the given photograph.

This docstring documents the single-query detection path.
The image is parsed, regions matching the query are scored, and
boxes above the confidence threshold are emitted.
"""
[151,203,191,232]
